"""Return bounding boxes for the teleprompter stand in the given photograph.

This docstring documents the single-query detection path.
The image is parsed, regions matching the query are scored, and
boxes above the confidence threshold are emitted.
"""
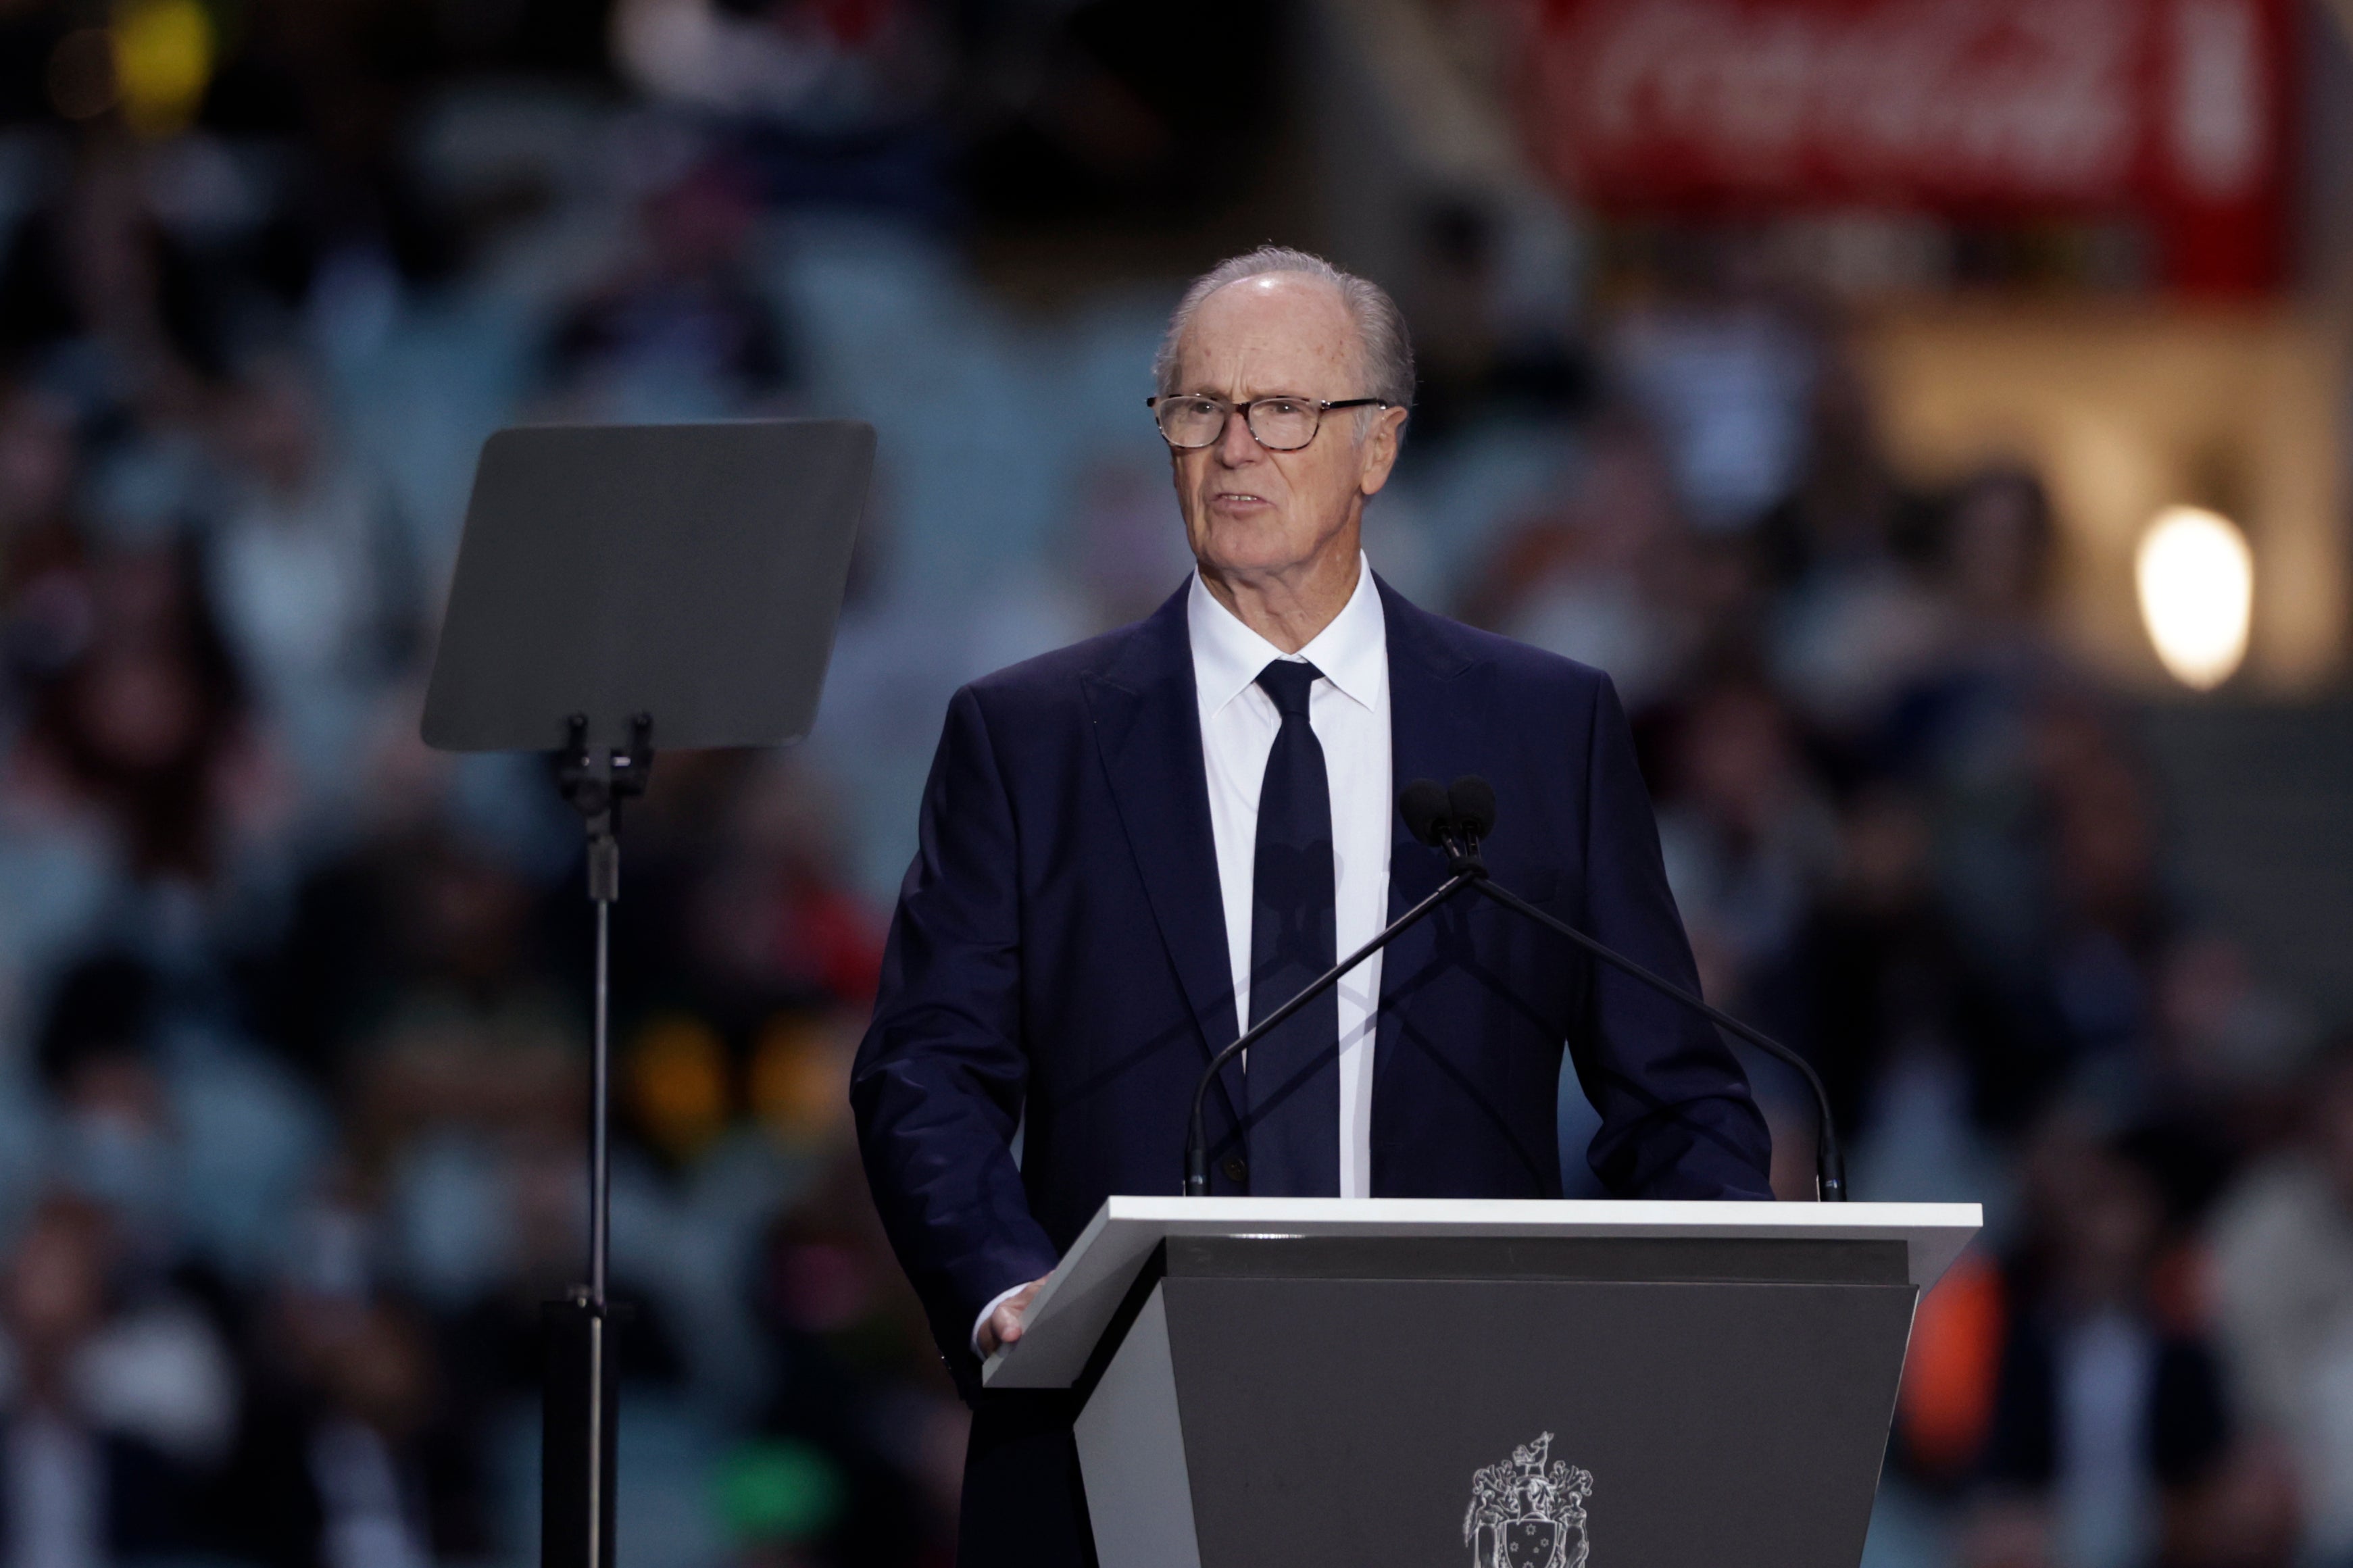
[420,420,873,1568]
[987,1197,1981,1568]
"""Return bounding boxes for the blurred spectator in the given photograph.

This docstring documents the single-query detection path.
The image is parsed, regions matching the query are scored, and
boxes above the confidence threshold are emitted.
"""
[612,0,948,140]
[36,953,181,1254]
[1401,200,1590,442]
[0,384,82,648]
[675,757,881,1014]
[2210,1039,2353,1563]
[1793,783,2004,1147]
[1651,676,1838,1018]
[1762,357,1945,737]
[543,157,792,420]
[2146,934,2312,1159]
[2032,697,2170,1107]
[1937,469,2064,666]
[745,1148,962,1568]
[1056,455,1194,634]
[201,360,419,817]
[9,536,282,890]
[1462,416,1695,712]
[1608,285,1816,534]
[1874,469,2153,1136]
[0,1194,235,1567]
[216,1269,491,1568]
[255,813,556,1088]
[1963,1119,2248,1568]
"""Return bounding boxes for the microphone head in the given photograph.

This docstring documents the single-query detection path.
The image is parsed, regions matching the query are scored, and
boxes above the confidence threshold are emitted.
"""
[1398,778,1451,846]
[1447,776,1497,839]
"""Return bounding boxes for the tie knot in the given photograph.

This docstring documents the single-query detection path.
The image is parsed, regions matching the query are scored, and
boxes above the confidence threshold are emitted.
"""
[1255,659,1322,721]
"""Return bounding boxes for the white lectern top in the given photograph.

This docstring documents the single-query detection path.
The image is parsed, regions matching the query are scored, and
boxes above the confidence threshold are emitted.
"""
[983,1196,1981,1389]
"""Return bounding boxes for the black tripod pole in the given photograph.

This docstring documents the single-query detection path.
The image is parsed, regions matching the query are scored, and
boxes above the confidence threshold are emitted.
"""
[587,827,614,1309]
[547,714,651,1568]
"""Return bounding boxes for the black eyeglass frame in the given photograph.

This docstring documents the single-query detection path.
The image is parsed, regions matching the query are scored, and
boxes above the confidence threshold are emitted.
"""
[1145,393,1396,452]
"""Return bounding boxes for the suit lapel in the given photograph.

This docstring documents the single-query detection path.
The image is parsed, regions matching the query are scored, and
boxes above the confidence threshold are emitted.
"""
[1379,577,1489,914]
[1081,585,1247,1124]
[1374,579,1491,1149]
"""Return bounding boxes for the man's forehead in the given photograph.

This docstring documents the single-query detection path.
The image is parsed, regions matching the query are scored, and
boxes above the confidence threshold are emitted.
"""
[1176,274,1358,369]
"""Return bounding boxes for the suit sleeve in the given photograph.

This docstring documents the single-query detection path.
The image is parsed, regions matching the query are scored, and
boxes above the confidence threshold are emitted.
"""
[851,684,1062,1388]
[1570,674,1777,1199]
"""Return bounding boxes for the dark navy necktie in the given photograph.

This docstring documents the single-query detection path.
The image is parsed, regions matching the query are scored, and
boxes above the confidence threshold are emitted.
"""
[1244,658,1340,1196]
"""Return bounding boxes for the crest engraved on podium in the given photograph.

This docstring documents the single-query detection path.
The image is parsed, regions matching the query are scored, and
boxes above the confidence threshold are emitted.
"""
[1464,1432,1592,1568]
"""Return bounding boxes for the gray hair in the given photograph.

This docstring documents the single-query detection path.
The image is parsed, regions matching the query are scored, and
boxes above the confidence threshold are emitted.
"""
[1152,246,1416,413]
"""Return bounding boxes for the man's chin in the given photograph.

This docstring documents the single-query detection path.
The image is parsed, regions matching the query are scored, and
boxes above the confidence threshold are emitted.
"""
[1197,525,1310,572]
[1203,536,1361,578]
[1202,555,1314,588]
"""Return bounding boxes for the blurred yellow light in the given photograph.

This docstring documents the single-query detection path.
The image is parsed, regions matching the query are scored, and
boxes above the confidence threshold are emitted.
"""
[111,0,213,139]
[626,1014,730,1160]
[748,1014,849,1147]
[2136,505,2252,690]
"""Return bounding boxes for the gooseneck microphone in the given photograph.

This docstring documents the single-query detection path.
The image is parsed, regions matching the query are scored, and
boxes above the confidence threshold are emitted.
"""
[1181,776,1848,1201]
[1406,776,1846,1202]
[1180,809,1489,1198]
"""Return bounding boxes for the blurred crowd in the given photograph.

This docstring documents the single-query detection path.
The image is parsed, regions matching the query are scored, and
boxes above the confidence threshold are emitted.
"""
[0,4,2344,1568]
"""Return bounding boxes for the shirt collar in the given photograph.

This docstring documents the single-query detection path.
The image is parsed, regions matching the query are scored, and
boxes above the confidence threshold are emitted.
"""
[1187,553,1387,715]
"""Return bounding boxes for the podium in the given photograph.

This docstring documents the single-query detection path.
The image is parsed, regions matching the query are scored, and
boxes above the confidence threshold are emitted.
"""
[984,1197,1980,1568]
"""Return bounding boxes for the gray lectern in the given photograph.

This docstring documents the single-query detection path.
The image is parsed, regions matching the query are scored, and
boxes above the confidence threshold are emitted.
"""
[986,1197,1979,1568]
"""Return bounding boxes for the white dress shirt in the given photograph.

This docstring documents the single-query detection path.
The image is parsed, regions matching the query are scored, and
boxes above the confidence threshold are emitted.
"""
[1186,557,1391,1198]
[974,557,1394,1355]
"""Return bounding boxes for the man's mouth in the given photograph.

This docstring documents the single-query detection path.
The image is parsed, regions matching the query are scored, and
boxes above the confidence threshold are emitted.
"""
[1213,491,1270,505]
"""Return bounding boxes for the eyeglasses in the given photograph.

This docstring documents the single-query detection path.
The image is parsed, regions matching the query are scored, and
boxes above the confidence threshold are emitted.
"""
[1147,393,1393,452]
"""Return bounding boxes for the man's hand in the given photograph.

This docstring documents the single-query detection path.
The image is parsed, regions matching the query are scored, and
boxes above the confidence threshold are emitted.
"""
[977,1277,1049,1357]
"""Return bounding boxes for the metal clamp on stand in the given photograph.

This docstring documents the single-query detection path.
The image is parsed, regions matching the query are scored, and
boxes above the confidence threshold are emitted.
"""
[558,711,653,906]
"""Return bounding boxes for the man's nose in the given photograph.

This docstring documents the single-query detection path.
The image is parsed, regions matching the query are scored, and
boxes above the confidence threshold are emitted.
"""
[1215,407,1259,465]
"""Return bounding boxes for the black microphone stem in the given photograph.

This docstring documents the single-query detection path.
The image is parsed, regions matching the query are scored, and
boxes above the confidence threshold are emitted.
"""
[1472,879,1847,1202]
[1183,868,1485,1196]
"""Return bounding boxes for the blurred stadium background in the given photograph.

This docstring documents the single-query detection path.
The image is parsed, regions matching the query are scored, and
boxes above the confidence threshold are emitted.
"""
[0,1,2350,1565]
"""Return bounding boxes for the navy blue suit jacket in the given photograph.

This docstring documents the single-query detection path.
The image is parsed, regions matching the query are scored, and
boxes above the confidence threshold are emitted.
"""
[853,577,1774,1403]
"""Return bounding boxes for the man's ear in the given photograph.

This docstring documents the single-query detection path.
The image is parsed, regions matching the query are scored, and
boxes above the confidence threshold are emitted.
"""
[1358,405,1409,497]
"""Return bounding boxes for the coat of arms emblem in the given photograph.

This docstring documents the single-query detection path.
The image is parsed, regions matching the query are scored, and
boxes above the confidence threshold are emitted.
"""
[1464,1432,1593,1568]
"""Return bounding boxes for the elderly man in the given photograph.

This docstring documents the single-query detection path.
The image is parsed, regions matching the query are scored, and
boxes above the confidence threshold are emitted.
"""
[851,247,1773,1566]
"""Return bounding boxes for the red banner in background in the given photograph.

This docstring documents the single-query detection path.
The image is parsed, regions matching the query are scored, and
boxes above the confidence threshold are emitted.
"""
[1510,0,2296,293]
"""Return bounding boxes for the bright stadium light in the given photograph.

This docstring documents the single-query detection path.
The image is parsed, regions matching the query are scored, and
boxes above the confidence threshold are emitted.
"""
[2136,505,2253,690]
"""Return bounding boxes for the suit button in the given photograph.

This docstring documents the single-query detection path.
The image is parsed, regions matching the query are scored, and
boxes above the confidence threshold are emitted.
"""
[1221,1157,1248,1186]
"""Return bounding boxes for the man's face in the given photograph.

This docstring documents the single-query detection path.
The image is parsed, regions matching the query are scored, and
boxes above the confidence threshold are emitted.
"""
[1166,275,1405,584]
